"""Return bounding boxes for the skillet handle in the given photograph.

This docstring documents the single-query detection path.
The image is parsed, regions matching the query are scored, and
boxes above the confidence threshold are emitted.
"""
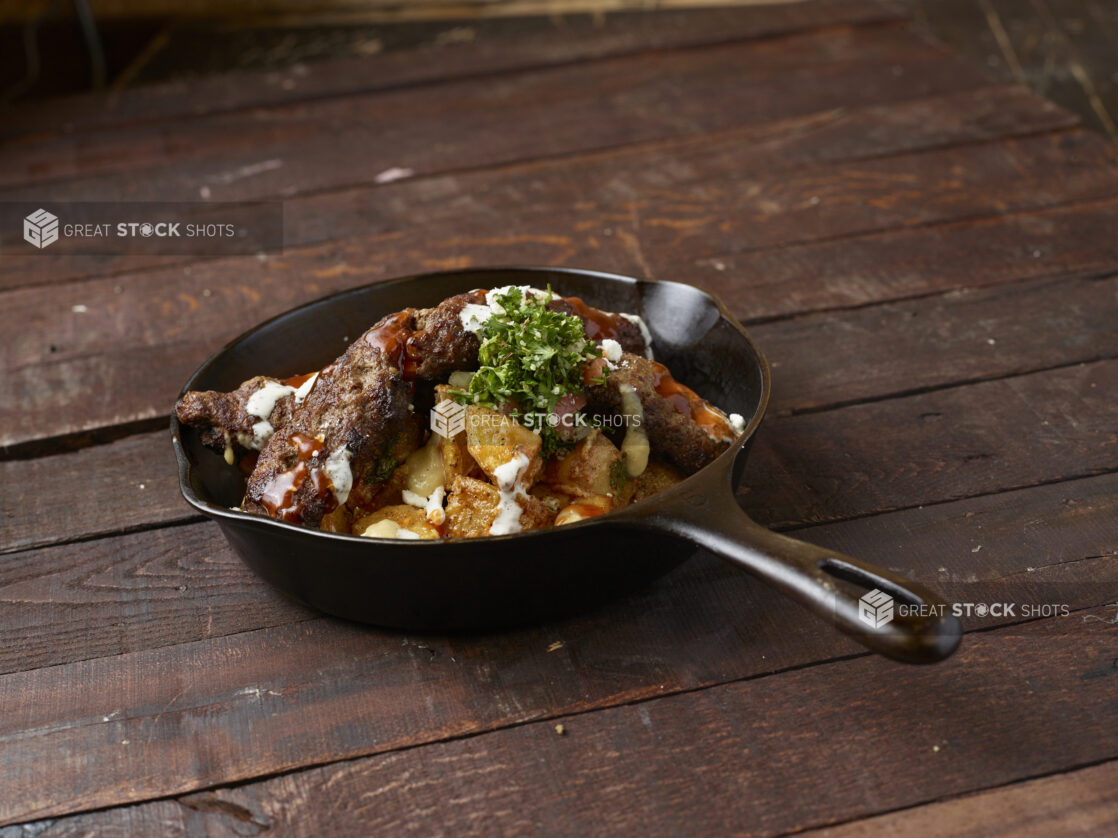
[621,470,962,664]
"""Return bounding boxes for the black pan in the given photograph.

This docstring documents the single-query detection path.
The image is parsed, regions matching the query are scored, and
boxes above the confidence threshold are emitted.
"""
[172,267,962,664]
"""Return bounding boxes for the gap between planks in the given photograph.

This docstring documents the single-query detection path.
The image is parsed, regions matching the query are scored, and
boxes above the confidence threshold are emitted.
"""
[0,98,1079,297]
[5,325,1118,555]
[779,756,1118,837]
[3,603,1113,832]
[0,2,910,142]
[3,260,1116,462]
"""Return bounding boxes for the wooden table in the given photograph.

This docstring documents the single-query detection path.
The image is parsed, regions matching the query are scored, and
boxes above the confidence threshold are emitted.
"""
[2,1,1117,833]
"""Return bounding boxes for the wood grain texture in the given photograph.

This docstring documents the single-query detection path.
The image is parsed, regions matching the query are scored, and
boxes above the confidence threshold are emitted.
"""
[6,270,1118,553]
[747,357,1118,527]
[910,0,1118,144]
[1,432,188,554]
[0,26,982,200]
[692,196,1118,317]
[0,85,1082,294]
[0,1,907,142]
[0,522,313,675]
[4,457,1116,678]
[5,130,1118,449]
[2,7,1116,832]
[795,759,1118,837]
[0,442,1114,821]
[0,83,1079,292]
[762,274,1118,414]
[6,613,1115,834]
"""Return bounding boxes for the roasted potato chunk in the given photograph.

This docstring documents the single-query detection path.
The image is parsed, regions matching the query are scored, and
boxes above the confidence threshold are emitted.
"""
[434,384,480,482]
[353,504,440,539]
[444,475,553,538]
[529,484,575,513]
[348,462,408,519]
[554,494,613,526]
[545,430,626,499]
[628,459,685,503]
[465,405,543,486]
[319,504,351,533]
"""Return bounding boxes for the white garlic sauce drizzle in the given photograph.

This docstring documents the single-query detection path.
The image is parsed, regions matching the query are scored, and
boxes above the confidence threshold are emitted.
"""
[490,452,531,535]
[323,447,352,505]
[240,379,296,450]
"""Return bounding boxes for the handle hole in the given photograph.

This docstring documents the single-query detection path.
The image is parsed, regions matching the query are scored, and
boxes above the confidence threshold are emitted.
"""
[820,559,923,607]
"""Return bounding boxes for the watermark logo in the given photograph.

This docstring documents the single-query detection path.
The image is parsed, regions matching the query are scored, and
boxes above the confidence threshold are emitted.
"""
[859,589,894,628]
[431,399,467,438]
[4,201,283,255]
[23,208,59,249]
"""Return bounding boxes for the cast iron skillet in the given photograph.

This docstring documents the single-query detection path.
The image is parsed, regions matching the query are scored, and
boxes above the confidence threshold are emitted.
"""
[172,267,962,664]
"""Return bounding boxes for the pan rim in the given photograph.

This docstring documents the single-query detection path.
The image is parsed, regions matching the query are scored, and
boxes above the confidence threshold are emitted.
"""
[171,265,773,545]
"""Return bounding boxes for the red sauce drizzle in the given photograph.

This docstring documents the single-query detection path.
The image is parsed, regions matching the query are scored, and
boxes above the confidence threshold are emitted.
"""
[363,290,489,379]
[364,311,417,378]
[281,371,317,388]
[558,296,628,342]
[258,432,333,522]
[649,361,733,440]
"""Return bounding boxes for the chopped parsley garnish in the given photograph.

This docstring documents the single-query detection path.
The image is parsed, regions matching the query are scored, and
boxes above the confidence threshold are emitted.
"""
[451,286,604,453]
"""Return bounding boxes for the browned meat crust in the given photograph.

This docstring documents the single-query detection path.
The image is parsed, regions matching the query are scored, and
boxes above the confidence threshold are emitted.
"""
[176,289,655,529]
[586,353,729,475]
[174,375,294,454]
[241,292,483,527]
[547,296,649,356]
[411,293,485,379]
[240,342,416,527]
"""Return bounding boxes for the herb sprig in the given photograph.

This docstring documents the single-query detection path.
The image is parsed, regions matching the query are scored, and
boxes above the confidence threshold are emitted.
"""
[451,286,604,453]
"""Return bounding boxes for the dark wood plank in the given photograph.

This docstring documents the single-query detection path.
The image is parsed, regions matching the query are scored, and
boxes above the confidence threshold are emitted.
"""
[693,196,1118,318]
[0,523,313,676]
[5,130,1117,449]
[796,759,1118,837]
[763,274,1118,414]
[910,0,1118,143]
[4,452,1116,678]
[1,6,1111,831]
[0,26,989,200]
[0,400,1115,819]
[4,612,1114,832]
[0,2,908,142]
[748,357,1118,528]
[6,277,1118,553]
[1,432,187,554]
[0,83,1077,292]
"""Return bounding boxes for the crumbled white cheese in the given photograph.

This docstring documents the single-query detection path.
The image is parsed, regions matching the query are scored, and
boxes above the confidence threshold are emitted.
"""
[729,413,746,435]
[486,285,552,312]
[293,373,318,405]
[460,287,554,334]
[323,447,353,505]
[402,489,426,508]
[490,452,531,535]
[600,338,623,368]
